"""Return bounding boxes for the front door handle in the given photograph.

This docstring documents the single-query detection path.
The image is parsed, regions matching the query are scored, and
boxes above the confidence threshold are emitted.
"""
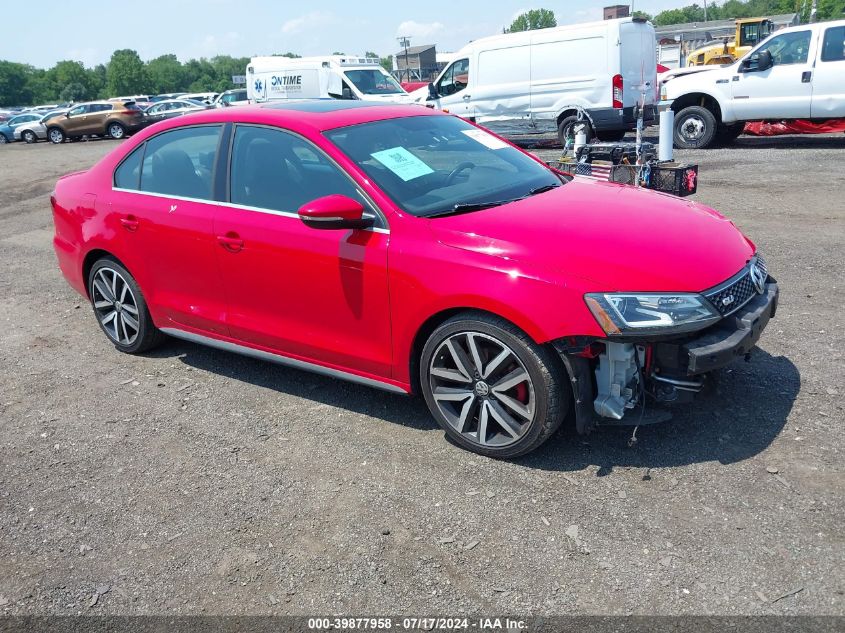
[217,232,244,253]
[802,71,812,83]
[462,94,471,100]
[119,215,139,231]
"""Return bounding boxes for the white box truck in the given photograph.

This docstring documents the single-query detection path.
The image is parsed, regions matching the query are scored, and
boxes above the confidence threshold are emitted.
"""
[246,56,413,104]
[412,17,658,143]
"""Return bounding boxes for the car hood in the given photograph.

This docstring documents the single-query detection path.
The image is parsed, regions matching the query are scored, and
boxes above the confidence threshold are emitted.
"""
[427,179,754,292]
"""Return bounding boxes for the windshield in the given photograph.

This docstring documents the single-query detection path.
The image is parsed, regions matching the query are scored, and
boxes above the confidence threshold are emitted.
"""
[344,69,404,95]
[324,115,565,217]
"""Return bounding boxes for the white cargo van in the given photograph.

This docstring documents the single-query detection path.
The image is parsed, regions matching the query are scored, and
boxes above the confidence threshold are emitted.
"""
[246,56,413,104]
[414,17,657,143]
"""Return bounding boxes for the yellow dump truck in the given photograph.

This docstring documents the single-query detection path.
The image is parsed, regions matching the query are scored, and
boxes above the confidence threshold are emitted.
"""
[687,18,774,66]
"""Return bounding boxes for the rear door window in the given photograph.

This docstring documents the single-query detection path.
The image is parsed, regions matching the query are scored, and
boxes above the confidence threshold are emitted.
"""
[138,126,222,199]
[114,145,144,189]
[821,26,845,62]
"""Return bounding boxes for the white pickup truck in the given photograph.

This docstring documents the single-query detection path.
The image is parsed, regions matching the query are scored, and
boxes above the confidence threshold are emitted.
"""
[661,19,845,148]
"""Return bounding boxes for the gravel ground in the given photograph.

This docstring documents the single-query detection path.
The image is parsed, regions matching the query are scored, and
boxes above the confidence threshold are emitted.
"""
[0,132,843,617]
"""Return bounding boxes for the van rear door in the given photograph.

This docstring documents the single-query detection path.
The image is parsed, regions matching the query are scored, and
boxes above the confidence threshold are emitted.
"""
[618,20,657,107]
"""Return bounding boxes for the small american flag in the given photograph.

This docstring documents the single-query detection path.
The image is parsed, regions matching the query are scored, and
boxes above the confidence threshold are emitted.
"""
[573,162,613,180]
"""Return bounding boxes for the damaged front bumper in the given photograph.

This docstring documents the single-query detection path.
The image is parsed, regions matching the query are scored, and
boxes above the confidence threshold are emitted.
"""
[555,280,779,433]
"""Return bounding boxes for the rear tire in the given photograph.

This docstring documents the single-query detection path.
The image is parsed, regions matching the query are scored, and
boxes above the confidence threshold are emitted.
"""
[22,129,38,144]
[420,312,568,458]
[0,133,8,144]
[48,127,65,144]
[673,105,717,149]
[107,122,126,140]
[88,257,165,354]
[557,115,593,148]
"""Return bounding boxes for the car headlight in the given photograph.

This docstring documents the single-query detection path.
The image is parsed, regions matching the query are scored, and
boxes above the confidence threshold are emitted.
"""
[585,293,720,336]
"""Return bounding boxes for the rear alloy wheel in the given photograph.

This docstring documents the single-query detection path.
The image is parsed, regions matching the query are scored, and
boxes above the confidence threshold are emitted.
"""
[421,313,568,458]
[48,127,65,144]
[107,122,126,140]
[22,129,38,144]
[673,105,717,149]
[88,257,164,354]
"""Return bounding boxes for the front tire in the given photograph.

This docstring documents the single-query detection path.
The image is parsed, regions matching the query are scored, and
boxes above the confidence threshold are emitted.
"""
[88,257,164,354]
[420,312,568,458]
[673,105,717,149]
[48,127,65,144]
[107,122,126,140]
[0,133,8,144]
[22,129,38,144]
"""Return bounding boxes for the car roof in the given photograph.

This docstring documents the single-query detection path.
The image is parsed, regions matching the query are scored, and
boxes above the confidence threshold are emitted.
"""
[136,101,442,134]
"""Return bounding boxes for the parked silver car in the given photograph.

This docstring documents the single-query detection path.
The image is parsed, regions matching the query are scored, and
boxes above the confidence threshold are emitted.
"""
[13,109,69,144]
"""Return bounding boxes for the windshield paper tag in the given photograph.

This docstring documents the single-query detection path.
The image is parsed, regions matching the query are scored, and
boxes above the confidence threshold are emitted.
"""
[462,129,509,150]
[370,147,434,181]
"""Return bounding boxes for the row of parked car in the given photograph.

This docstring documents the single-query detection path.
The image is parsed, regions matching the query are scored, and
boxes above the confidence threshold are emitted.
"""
[0,89,249,145]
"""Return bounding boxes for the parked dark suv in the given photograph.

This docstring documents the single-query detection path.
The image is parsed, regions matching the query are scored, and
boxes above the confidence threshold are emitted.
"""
[45,101,145,143]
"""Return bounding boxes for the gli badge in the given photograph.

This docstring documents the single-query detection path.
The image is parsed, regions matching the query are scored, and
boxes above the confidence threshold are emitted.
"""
[749,261,766,294]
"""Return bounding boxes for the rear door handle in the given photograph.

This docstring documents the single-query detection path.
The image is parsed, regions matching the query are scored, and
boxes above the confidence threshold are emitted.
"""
[217,233,244,253]
[802,71,812,83]
[119,215,139,231]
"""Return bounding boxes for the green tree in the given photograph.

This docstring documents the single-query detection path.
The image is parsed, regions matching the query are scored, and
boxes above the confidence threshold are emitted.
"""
[146,54,184,93]
[47,60,96,101]
[505,8,557,33]
[275,52,301,58]
[633,10,654,20]
[0,61,35,106]
[106,49,150,96]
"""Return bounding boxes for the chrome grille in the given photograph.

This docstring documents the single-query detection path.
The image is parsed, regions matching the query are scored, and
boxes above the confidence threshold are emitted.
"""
[704,257,767,317]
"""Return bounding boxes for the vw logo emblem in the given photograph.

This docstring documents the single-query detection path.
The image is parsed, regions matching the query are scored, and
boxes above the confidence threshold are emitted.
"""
[749,262,766,295]
[474,381,490,397]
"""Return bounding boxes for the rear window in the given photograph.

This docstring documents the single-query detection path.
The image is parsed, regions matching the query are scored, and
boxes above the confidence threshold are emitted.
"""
[113,126,222,199]
[821,26,845,62]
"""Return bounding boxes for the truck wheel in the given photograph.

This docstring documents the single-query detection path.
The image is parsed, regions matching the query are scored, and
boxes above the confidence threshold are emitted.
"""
[557,115,593,148]
[420,312,569,458]
[674,106,717,149]
[714,122,744,146]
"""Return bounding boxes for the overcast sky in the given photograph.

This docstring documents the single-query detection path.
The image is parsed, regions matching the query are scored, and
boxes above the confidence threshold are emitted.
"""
[2,0,685,69]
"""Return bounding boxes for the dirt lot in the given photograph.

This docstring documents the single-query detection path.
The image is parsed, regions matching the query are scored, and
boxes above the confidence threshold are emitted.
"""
[0,132,843,617]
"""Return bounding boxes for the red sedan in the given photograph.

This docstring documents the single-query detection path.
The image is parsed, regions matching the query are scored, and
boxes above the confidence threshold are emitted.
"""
[51,101,778,458]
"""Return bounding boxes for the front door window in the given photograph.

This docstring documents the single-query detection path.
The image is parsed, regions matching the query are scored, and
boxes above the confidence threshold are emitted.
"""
[437,58,470,97]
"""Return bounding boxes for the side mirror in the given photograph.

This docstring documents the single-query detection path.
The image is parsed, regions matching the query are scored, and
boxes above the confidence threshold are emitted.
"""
[756,49,774,71]
[741,49,773,73]
[427,82,438,101]
[298,194,374,230]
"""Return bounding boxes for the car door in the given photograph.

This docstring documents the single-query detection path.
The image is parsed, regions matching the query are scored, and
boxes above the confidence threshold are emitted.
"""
[731,29,815,120]
[144,103,166,124]
[213,124,393,378]
[812,24,845,118]
[430,58,473,118]
[62,104,90,135]
[87,104,114,134]
[108,124,228,335]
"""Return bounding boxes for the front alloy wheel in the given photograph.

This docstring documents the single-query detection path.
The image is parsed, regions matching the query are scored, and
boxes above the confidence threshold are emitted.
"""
[421,313,568,458]
[22,130,37,144]
[48,128,65,144]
